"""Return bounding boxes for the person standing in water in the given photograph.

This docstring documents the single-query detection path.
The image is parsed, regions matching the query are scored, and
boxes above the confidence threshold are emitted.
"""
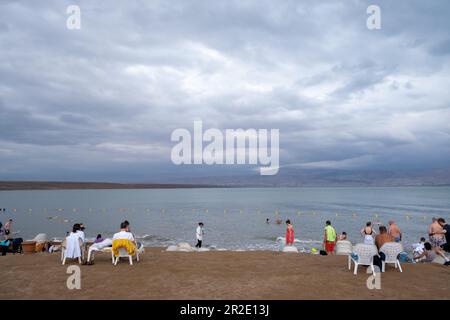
[195,222,204,248]
[388,220,402,242]
[361,221,376,245]
[285,220,294,246]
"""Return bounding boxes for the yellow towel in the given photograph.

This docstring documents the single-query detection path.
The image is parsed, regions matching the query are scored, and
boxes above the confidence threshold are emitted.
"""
[112,239,136,257]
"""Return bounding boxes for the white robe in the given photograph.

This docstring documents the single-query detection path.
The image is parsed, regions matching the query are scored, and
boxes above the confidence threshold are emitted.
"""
[65,232,82,258]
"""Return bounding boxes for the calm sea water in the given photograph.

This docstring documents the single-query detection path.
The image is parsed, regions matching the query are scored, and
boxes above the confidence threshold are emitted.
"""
[0,187,449,252]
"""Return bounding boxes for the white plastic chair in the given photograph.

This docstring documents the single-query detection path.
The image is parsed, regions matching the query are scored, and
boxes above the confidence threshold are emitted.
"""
[111,242,140,265]
[349,243,378,276]
[379,242,403,272]
[87,246,113,263]
[335,240,353,256]
[62,237,83,265]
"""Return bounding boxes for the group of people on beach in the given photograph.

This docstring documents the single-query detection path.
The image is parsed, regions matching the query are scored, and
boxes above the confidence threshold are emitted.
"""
[279,216,450,265]
[62,220,143,264]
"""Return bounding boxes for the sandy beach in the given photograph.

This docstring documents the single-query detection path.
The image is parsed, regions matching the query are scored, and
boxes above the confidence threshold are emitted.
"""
[1,248,449,300]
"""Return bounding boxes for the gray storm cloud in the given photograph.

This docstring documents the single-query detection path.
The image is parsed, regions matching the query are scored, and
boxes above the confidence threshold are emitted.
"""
[0,0,449,181]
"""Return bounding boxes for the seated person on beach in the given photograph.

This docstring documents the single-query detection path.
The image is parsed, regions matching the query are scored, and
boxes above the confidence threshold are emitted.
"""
[122,220,143,250]
[64,224,83,260]
[429,218,446,248]
[388,220,402,242]
[415,242,450,265]
[94,234,104,243]
[361,221,376,245]
[113,222,135,242]
[337,232,347,241]
[413,237,427,261]
[3,219,13,239]
[112,222,138,258]
[438,218,449,252]
[76,223,86,242]
[374,226,394,250]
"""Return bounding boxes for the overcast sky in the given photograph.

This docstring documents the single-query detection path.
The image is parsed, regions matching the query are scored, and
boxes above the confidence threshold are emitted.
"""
[0,0,449,181]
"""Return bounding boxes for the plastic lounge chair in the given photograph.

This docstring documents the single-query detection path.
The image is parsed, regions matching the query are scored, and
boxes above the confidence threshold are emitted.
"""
[349,243,378,276]
[87,240,113,263]
[111,240,140,265]
[379,242,403,272]
[335,240,353,256]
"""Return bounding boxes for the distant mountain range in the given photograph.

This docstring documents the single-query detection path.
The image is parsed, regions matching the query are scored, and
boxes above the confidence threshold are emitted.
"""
[1,168,449,190]
[163,167,450,187]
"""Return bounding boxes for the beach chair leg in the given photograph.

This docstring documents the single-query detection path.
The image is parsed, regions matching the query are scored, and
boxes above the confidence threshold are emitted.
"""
[397,260,403,272]
[353,262,358,275]
[78,257,81,264]
[348,256,351,270]
[62,254,66,265]
[382,261,385,272]
[129,256,133,265]
[136,252,139,262]
[371,264,376,276]
[87,251,91,263]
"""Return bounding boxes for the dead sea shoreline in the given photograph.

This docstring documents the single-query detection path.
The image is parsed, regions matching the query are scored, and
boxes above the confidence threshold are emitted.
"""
[1,248,449,300]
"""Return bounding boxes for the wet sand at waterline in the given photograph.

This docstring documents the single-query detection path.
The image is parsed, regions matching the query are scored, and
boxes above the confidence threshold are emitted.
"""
[1,248,449,300]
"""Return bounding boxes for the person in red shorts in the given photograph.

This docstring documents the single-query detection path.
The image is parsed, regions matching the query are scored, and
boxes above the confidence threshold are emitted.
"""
[323,220,337,255]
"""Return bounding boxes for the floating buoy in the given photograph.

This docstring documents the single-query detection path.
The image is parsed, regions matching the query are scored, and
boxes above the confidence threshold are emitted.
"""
[240,209,244,214]
[375,214,379,218]
[72,208,77,213]
[12,208,17,212]
[297,210,301,216]
[352,213,356,218]
[205,209,208,213]
[224,209,227,214]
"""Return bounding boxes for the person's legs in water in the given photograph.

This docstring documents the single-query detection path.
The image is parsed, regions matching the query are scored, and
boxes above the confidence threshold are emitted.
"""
[195,240,202,248]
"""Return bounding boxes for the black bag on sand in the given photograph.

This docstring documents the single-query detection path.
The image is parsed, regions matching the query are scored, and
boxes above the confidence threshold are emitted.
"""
[320,250,328,255]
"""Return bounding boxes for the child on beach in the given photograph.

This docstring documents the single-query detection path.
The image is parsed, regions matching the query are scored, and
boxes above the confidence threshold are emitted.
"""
[285,220,294,246]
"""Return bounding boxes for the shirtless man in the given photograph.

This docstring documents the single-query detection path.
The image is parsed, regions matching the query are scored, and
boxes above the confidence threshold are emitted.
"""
[429,217,446,248]
[375,226,395,250]
[388,220,402,242]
